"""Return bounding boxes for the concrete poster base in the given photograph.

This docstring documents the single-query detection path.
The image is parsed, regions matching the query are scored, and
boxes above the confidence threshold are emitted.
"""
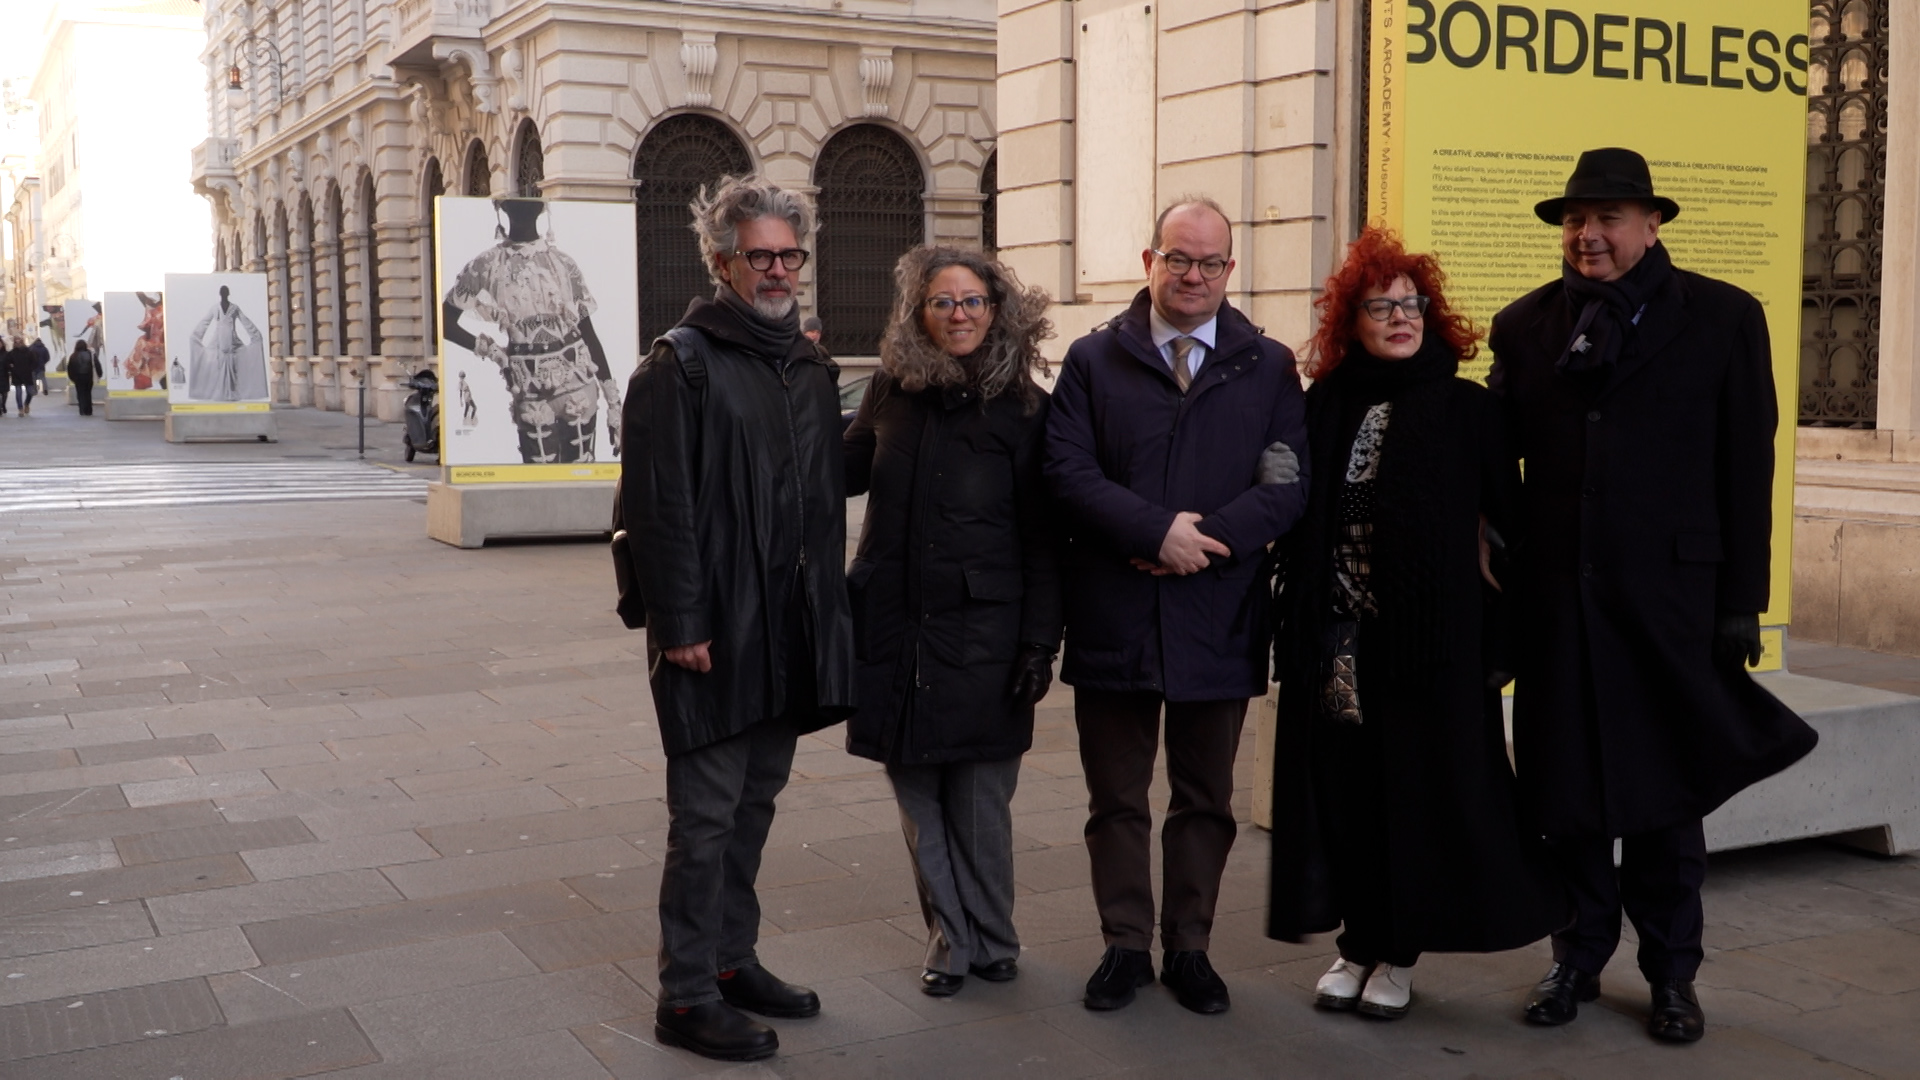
[426,480,615,548]
[106,396,168,420]
[1253,672,1920,856]
[164,410,278,443]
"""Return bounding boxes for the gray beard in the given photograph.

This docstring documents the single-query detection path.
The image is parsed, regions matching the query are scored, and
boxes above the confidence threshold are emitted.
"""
[752,293,796,320]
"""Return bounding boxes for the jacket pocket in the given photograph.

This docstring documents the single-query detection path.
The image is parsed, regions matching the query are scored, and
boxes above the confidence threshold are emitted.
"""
[1673,531,1724,563]
[964,568,1023,603]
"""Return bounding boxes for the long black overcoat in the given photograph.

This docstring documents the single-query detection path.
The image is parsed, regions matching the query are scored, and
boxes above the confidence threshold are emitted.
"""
[1267,364,1566,951]
[1488,261,1817,837]
[620,298,857,757]
[842,371,1062,765]
[1043,291,1310,701]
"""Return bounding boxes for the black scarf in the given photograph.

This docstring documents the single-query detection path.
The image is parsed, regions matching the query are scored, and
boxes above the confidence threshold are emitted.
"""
[714,285,801,362]
[1557,240,1673,377]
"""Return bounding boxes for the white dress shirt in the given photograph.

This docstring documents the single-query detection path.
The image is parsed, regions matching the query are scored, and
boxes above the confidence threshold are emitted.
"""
[1148,307,1218,383]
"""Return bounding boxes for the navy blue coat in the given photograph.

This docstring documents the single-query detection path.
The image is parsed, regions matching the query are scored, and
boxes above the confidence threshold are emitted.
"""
[1044,290,1310,702]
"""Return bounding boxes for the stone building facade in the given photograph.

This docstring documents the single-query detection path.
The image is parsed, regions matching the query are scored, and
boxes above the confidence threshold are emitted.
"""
[191,0,997,415]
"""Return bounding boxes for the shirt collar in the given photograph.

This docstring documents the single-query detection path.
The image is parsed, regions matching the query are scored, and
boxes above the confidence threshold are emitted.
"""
[1149,306,1218,352]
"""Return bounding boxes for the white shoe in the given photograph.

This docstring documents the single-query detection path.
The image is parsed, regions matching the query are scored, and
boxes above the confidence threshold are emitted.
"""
[1358,962,1413,1019]
[1314,958,1375,1011]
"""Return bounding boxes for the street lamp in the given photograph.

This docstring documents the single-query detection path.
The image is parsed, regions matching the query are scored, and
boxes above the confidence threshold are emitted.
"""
[227,33,285,103]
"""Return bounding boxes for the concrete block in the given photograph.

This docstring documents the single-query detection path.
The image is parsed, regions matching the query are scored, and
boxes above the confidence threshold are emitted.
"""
[1706,674,1920,855]
[1792,517,1845,643]
[164,409,278,443]
[426,481,615,548]
[104,395,167,420]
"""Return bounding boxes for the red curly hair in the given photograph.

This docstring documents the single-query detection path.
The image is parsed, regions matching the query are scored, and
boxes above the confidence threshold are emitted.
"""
[1306,226,1481,378]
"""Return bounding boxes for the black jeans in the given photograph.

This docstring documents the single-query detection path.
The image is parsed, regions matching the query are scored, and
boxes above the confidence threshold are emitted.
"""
[656,717,799,1008]
[1549,819,1707,983]
[73,377,94,415]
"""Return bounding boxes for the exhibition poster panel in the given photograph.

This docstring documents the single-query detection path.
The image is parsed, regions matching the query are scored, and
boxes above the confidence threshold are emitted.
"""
[103,291,169,396]
[65,300,102,363]
[163,273,273,411]
[433,196,640,484]
[1369,0,1808,657]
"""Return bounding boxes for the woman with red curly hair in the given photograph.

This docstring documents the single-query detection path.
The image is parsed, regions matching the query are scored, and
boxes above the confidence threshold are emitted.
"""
[1266,228,1566,1020]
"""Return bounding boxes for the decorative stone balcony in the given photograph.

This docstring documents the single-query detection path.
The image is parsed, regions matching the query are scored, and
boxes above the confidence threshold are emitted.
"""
[390,0,493,70]
[190,137,242,211]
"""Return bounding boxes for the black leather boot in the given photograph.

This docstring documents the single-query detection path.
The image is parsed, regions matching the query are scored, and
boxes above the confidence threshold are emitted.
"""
[654,1001,777,1061]
[1161,950,1231,1014]
[1083,946,1155,1011]
[1648,980,1705,1043]
[1524,962,1601,1026]
[718,963,820,1018]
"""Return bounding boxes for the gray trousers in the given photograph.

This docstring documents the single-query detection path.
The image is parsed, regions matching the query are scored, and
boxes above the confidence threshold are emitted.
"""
[887,757,1023,975]
[657,718,797,1007]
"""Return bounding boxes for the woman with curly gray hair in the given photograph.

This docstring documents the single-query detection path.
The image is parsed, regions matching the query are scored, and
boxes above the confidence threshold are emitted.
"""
[843,246,1062,997]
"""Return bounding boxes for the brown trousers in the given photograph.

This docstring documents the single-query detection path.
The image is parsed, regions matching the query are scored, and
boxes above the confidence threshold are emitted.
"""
[1075,688,1248,953]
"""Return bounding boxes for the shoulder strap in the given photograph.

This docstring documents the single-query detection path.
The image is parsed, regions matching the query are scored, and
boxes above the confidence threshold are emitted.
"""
[658,326,707,391]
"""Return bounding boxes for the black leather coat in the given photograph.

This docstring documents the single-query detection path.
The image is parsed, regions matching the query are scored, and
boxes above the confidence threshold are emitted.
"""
[842,371,1062,765]
[1488,261,1816,837]
[620,298,857,757]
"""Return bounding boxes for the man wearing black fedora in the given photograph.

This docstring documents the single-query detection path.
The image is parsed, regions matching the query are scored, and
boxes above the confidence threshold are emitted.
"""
[1486,147,1817,1044]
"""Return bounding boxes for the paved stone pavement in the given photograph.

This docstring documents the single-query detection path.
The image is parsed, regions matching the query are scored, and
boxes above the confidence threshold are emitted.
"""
[1,402,1918,1078]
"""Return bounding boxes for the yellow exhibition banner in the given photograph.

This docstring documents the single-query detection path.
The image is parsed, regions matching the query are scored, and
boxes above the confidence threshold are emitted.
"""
[1369,0,1809,666]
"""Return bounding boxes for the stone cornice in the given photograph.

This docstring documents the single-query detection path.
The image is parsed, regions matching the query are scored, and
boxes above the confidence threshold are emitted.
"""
[481,0,994,54]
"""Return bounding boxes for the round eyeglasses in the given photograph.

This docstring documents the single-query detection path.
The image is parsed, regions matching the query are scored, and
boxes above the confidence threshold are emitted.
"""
[731,248,810,272]
[925,295,992,317]
[1153,249,1231,281]
[1359,296,1430,321]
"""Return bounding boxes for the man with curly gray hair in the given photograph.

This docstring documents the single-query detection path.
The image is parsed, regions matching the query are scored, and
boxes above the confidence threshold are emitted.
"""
[617,174,856,1062]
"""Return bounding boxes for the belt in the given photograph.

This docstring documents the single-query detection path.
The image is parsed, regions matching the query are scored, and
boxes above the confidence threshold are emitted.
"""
[506,330,584,356]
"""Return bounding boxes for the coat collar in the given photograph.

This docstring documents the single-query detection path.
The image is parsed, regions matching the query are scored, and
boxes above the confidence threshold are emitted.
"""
[676,295,821,369]
[1112,288,1265,392]
[1599,269,1689,395]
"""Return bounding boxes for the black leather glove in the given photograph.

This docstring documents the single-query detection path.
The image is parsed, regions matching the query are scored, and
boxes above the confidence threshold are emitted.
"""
[1007,644,1057,708]
[1712,612,1762,670]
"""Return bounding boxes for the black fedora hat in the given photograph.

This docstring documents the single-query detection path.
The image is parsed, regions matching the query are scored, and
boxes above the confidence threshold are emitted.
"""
[1534,147,1681,225]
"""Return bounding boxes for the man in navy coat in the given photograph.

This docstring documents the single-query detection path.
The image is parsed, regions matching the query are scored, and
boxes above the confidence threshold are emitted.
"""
[1045,197,1309,1014]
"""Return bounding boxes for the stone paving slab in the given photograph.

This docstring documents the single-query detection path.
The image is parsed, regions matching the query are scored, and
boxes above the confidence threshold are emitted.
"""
[208,931,538,1025]
[347,964,654,1062]
[146,869,403,935]
[0,853,254,917]
[240,880,600,966]
[0,1007,380,1080]
[0,927,258,1008]
[114,815,316,865]
[238,829,439,881]
[0,904,155,960]
[0,977,223,1063]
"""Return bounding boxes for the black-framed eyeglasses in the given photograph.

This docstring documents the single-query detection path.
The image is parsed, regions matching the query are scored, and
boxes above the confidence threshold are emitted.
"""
[1359,295,1430,321]
[925,295,992,317]
[1153,249,1230,281]
[731,248,809,272]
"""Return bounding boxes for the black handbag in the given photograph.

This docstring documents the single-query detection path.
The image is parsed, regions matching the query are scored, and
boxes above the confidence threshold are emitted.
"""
[610,487,646,631]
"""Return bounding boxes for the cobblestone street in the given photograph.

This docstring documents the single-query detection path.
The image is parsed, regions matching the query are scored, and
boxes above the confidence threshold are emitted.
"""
[1,407,1917,1078]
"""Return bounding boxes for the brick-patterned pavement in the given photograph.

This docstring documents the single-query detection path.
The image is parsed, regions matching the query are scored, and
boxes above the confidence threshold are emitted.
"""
[1,404,1916,1077]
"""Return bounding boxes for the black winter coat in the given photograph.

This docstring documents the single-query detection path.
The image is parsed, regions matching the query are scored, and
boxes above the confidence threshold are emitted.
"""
[1044,291,1310,701]
[1267,352,1565,951]
[1488,261,1817,837]
[620,297,857,757]
[5,347,35,383]
[842,371,1062,764]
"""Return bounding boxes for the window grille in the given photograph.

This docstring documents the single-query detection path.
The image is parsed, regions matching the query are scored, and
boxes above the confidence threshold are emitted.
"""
[631,115,753,342]
[814,125,925,357]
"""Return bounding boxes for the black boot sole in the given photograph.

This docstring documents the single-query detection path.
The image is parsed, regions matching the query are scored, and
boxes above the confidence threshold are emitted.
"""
[654,1023,778,1062]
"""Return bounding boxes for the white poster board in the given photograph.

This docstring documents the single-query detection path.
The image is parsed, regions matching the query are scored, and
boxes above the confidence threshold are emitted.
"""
[103,291,168,395]
[163,273,272,411]
[433,196,639,482]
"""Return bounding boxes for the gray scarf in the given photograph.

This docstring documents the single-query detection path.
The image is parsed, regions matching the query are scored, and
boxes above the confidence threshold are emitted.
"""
[715,286,800,362]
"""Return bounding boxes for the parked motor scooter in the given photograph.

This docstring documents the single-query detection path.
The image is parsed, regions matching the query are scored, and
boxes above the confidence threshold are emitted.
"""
[402,368,440,462]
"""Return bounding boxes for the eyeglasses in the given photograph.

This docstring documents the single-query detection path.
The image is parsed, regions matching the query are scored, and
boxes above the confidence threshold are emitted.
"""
[731,248,810,271]
[1359,295,1430,321]
[925,295,992,317]
[1153,250,1231,281]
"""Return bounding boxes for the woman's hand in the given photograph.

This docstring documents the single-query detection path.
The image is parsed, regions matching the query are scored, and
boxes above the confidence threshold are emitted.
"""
[1478,513,1500,592]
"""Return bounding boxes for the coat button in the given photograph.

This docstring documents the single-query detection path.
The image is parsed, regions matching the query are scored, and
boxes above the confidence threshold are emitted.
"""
[1582,486,1597,498]
[1582,563,1594,577]
[1587,410,1601,422]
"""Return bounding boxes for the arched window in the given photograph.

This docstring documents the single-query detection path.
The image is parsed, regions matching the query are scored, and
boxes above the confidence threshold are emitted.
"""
[328,184,347,354]
[297,194,317,354]
[423,158,446,348]
[980,151,997,254]
[632,114,753,341]
[814,125,924,356]
[514,119,544,198]
[362,173,382,356]
[464,139,491,198]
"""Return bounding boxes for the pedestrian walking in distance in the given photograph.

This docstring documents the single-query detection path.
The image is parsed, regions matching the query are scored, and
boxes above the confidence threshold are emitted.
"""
[618,174,856,1063]
[8,337,40,415]
[1266,227,1567,1021]
[842,245,1061,999]
[1489,147,1817,1044]
[67,339,103,416]
[1044,196,1309,1015]
[0,335,16,416]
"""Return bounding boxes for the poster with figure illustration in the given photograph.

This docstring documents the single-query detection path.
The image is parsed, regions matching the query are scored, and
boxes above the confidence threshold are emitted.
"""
[104,291,169,396]
[163,273,272,411]
[65,299,102,357]
[433,196,638,483]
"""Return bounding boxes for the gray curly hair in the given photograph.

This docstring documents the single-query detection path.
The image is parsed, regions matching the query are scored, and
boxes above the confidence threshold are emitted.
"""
[880,246,1053,410]
[689,175,816,284]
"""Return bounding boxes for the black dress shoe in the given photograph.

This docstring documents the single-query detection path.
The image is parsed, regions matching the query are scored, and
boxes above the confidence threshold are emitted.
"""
[1084,946,1155,1011]
[969,958,1019,982]
[920,969,965,997]
[718,964,821,1018]
[1648,980,1705,1043]
[1161,950,1231,1014]
[1524,962,1601,1026]
[654,1001,777,1062]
